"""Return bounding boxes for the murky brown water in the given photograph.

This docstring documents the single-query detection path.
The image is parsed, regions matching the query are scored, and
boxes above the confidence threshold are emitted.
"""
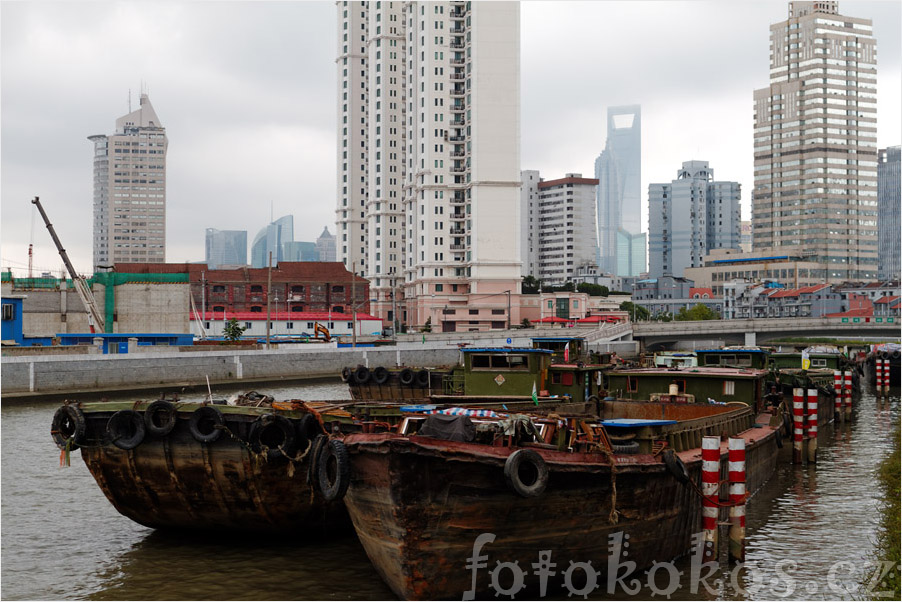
[1,378,897,600]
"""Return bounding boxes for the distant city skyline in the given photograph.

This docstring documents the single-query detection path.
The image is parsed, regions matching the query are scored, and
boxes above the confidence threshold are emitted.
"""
[1,1,898,277]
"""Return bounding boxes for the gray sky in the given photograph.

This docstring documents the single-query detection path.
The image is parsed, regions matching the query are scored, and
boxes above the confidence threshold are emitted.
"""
[2,0,899,277]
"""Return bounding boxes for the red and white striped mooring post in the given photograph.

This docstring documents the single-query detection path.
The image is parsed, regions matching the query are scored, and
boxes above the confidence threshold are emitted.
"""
[728,437,746,562]
[833,370,842,421]
[874,357,883,397]
[882,359,890,394]
[701,435,720,562]
[792,388,805,464]
[843,370,853,420]
[807,388,818,463]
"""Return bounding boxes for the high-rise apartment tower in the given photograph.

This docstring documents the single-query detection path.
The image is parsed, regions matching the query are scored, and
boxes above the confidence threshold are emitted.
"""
[89,94,167,268]
[336,1,521,331]
[648,161,741,278]
[877,146,900,281]
[595,105,645,277]
[752,1,878,281]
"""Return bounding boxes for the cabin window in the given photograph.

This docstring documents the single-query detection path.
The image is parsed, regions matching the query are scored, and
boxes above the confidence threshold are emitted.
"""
[551,372,562,384]
[627,376,638,392]
[736,354,752,367]
[811,358,827,368]
[723,380,736,395]
[561,372,574,386]
[471,354,528,370]
[672,380,686,393]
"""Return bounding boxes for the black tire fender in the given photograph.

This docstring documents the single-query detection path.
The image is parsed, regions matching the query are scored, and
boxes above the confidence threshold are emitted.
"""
[249,414,296,460]
[783,412,792,438]
[307,434,329,489]
[504,449,549,498]
[189,405,224,444]
[317,439,351,502]
[340,367,352,382]
[775,427,784,449]
[415,369,430,388]
[663,449,690,485]
[399,368,415,386]
[107,410,146,450]
[353,366,371,384]
[372,366,389,385]
[297,413,325,450]
[611,441,640,455]
[51,405,86,450]
[144,400,178,437]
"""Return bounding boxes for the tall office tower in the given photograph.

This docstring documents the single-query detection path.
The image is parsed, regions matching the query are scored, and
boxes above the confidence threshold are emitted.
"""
[205,229,247,269]
[752,1,877,282]
[251,215,293,268]
[648,161,741,278]
[877,146,900,280]
[89,94,167,269]
[595,105,645,276]
[534,174,599,286]
[316,227,337,262]
[520,170,541,278]
[337,2,521,331]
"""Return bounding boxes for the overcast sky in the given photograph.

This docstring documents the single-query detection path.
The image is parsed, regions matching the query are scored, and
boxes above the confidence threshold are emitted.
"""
[2,0,899,277]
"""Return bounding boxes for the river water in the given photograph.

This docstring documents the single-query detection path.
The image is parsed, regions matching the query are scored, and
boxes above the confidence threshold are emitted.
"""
[1,378,897,601]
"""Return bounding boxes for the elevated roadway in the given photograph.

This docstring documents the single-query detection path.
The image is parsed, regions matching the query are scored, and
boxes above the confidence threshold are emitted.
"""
[632,317,899,350]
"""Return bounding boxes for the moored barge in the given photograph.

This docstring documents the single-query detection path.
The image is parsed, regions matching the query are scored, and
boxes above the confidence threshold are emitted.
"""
[340,399,781,600]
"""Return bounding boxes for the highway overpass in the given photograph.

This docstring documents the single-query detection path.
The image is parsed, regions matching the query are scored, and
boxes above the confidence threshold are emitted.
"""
[632,316,900,350]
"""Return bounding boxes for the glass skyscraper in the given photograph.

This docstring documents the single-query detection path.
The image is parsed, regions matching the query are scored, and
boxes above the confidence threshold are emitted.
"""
[595,105,646,276]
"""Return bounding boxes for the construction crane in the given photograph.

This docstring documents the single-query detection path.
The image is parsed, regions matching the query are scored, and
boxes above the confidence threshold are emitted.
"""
[31,196,105,333]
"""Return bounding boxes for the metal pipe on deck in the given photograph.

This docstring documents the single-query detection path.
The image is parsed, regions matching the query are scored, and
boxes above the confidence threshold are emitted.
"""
[728,437,746,563]
[701,436,720,562]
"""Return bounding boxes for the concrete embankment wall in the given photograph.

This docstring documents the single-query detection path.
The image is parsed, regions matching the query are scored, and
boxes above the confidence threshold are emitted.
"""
[1,345,462,398]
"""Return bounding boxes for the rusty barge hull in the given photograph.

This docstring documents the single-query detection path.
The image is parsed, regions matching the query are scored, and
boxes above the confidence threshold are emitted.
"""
[343,422,778,600]
[75,402,347,534]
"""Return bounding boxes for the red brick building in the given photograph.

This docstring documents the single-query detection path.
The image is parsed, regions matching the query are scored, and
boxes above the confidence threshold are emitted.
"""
[114,262,370,317]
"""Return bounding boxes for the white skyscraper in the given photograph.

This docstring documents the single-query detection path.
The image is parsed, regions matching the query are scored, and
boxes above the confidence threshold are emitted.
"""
[752,1,878,282]
[89,94,167,268]
[337,1,521,332]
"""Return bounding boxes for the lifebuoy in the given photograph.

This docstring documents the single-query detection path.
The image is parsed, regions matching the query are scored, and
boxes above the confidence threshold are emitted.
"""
[189,405,224,444]
[353,366,371,384]
[144,400,177,437]
[249,414,296,460]
[51,405,86,450]
[611,441,640,455]
[663,449,690,484]
[504,449,549,497]
[317,439,350,501]
[372,366,390,385]
[340,367,352,382]
[107,410,146,450]
[415,369,430,388]
[399,368,415,386]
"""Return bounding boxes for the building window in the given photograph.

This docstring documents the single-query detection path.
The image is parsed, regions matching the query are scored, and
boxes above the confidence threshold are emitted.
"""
[212,306,225,312]
[292,305,304,312]
[244,322,252,330]
[332,306,344,313]
[250,285,263,293]
[286,322,294,329]
[332,285,345,293]
[250,306,263,313]
[212,285,226,293]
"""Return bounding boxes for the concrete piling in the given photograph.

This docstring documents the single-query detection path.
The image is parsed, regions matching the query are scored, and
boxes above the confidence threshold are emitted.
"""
[806,388,818,464]
[792,388,805,464]
[728,437,746,563]
[701,435,720,562]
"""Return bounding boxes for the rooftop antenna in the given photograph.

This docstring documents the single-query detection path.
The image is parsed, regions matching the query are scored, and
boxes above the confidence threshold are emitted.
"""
[128,88,132,113]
